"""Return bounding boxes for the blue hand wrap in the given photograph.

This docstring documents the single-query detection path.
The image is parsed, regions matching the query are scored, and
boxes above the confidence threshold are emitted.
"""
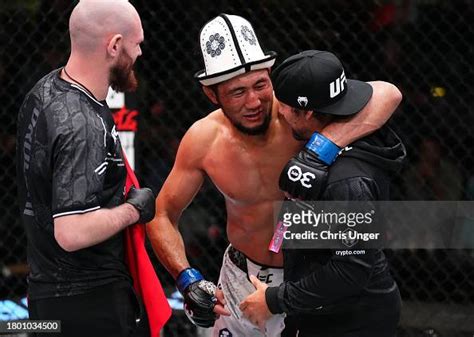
[176,268,204,293]
[305,132,341,165]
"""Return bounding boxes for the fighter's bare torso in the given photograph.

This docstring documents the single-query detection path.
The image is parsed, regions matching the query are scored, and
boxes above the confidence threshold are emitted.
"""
[153,77,399,277]
[198,98,302,266]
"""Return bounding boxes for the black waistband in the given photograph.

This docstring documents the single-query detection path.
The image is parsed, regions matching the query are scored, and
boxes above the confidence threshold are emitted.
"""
[227,246,283,272]
[228,246,248,273]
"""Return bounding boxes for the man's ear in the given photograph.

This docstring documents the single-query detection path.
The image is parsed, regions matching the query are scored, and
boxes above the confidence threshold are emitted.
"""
[202,86,219,105]
[107,34,123,58]
[304,110,315,120]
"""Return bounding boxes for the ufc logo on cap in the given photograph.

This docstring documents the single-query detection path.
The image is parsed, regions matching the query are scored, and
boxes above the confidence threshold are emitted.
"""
[329,71,347,98]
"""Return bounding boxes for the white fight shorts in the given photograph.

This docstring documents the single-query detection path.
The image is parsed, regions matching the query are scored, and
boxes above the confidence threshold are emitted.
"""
[212,245,285,337]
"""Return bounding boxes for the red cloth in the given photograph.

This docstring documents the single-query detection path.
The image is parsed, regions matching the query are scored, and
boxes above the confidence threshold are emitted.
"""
[123,153,171,336]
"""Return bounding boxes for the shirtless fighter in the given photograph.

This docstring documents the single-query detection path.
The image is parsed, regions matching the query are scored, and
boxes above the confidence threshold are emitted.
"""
[147,14,402,337]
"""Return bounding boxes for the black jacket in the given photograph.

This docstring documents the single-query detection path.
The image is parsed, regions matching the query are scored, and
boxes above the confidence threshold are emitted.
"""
[266,126,406,336]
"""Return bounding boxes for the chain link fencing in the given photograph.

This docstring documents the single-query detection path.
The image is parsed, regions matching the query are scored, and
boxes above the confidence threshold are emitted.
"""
[1,0,473,336]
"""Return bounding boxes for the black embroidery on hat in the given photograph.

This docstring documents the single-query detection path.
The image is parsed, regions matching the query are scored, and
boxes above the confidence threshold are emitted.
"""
[241,25,256,45]
[206,33,225,57]
[220,14,246,65]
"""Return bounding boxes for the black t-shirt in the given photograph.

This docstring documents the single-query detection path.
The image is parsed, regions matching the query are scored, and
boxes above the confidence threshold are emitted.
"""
[16,69,131,299]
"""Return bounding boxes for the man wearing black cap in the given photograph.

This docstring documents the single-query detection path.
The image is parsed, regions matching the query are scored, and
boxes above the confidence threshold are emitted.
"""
[240,50,406,337]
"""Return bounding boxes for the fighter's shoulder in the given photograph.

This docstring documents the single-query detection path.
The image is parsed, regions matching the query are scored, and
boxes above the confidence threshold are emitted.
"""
[174,112,222,166]
[182,109,223,147]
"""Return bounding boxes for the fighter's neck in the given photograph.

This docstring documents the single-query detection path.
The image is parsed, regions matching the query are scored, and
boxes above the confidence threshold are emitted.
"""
[62,57,110,101]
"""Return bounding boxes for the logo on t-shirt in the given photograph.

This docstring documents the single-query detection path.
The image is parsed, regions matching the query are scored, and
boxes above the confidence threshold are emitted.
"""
[111,125,119,146]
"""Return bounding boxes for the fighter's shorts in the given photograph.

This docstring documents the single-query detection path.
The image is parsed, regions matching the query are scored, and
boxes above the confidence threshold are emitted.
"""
[213,245,285,337]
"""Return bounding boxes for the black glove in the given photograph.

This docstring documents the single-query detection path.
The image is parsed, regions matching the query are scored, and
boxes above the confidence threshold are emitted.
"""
[279,132,340,200]
[177,268,218,328]
[279,149,329,200]
[125,187,155,223]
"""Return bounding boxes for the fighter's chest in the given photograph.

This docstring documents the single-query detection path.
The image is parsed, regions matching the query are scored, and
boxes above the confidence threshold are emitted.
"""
[203,137,299,202]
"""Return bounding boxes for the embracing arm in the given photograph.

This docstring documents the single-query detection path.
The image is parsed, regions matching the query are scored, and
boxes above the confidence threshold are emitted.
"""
[321,81,402,147]
[279,81,402,199]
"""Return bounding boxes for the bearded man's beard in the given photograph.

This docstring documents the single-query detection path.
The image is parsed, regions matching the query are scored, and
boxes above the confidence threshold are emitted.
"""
[110,50,138,92]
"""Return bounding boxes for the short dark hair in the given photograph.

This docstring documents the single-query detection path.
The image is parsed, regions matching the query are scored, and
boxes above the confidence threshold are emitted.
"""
[290,107,337,125]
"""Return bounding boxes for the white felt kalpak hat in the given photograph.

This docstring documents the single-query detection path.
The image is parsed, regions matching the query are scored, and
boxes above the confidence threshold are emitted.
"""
[194,13,277,86]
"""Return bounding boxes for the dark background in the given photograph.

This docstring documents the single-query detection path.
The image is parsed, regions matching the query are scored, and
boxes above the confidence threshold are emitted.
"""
[1,0,473,336]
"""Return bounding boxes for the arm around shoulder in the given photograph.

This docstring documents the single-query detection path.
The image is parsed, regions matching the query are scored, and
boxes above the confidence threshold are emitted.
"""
[321,81,402,147]
[364,81,403,129]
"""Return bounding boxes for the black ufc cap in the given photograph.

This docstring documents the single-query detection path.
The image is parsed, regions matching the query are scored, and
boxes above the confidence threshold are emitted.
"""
[272,50,373,116]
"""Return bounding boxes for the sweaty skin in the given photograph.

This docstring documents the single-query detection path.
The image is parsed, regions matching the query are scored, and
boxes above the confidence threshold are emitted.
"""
[151,98,298,269]
[147,69,402,282]
[198,97,300,266]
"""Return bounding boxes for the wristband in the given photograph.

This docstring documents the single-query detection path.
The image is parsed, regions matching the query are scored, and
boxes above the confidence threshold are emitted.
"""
[305,132,341,165]
[176,268,204,293]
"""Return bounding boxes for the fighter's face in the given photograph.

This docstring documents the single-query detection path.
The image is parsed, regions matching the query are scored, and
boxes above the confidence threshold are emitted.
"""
[278,102,313,141]
[216,69,274,135]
